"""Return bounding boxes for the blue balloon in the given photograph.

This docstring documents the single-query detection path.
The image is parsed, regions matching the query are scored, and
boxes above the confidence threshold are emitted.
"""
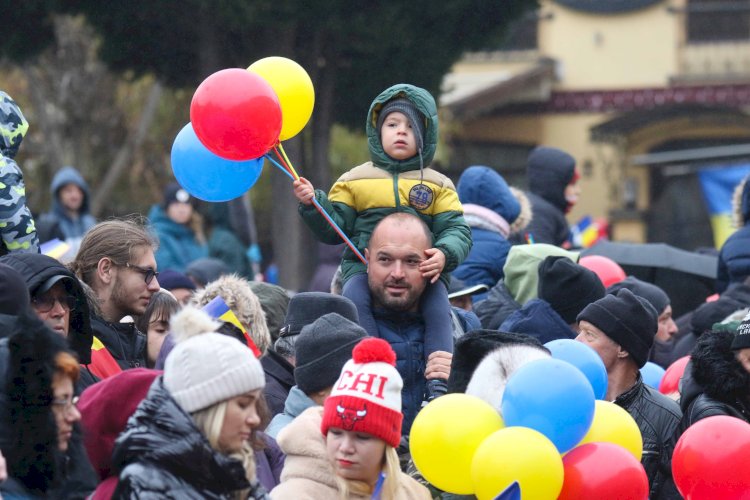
[501,358,595,453]
[171,123,263,202]
[545,339,608,399]
[640,362,666,389]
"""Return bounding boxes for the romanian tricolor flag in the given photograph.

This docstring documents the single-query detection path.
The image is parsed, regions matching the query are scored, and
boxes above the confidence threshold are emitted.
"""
[698,164,750,248]
[88,335,122,380]
[40,238,71,260]
[202,296,261,358]
[571,216,609,249]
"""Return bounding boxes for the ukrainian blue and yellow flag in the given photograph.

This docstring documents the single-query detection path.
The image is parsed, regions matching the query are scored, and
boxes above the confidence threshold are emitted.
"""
[698,164,750,248]
[40,238,71,260]
[202,296,261,358]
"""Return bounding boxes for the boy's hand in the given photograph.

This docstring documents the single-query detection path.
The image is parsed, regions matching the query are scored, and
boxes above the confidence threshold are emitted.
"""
[293,177,315,206]
[419,247,446,284]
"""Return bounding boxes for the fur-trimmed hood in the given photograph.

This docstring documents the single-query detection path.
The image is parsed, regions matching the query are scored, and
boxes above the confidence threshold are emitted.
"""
[447,329,547,394]
[683,329,750,410]
[191,274,271,355]
[0,311,69,495]
[465,343,550,416]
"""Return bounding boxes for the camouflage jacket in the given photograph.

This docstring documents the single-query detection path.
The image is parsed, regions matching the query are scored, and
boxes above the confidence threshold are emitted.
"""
[0,91,39,254]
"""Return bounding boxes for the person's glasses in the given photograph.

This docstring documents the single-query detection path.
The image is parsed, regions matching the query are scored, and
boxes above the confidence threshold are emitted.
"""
[51,395,79,414]
[121,263,159,285]
[31,294,77,313]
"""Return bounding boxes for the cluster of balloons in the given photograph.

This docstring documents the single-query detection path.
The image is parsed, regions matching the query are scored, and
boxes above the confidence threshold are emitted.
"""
[171,57,315,202]
[410,339,648,499]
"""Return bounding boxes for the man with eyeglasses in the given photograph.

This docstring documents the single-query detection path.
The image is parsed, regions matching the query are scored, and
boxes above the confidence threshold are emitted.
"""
[0,252,95,386]
[69,219,160,385]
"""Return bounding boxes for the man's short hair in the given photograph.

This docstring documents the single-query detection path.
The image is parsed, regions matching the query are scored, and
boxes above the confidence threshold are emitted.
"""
[368,212,432,250]
[70,218,157,286]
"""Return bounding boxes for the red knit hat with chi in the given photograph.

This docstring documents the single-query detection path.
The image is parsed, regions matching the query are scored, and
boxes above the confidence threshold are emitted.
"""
[321,337,404,447]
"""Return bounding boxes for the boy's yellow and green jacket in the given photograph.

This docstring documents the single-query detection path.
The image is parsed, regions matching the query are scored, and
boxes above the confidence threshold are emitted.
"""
[299,84,472,284]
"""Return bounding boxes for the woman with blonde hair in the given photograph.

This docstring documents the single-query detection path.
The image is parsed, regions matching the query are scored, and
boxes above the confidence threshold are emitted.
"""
[112,307,269,499]
[271,337,430,499]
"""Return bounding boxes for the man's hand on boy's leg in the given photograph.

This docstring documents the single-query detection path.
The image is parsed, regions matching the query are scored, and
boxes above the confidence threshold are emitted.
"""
[293,177,315,205]
[419,247,445,283]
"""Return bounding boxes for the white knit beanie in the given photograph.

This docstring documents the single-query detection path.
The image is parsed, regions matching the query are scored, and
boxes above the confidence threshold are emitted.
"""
[163,332,266,413]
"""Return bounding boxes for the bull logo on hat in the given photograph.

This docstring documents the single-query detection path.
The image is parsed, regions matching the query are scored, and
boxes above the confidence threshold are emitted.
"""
[336,402,368,430]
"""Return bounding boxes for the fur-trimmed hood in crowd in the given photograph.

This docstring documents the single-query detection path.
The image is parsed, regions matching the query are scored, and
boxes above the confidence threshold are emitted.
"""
[191,274,272,355]
[681,329,750,413]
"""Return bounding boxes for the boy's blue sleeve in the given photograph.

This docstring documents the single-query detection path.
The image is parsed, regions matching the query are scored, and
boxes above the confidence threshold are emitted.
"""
[0,157,39,253]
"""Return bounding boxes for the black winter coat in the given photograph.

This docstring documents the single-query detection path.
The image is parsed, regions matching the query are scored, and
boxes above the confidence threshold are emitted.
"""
[112,377,268,499]
[474,279,521,330]
[614,376,682,500]
[261,349,295,418]
[676,329,750,436]
[516,192,570,247]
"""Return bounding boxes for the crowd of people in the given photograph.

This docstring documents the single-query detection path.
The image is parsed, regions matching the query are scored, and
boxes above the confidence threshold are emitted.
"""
[0,82,748,499]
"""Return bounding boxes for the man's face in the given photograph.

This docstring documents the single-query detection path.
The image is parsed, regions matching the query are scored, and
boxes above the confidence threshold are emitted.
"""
[576,320,623,371]
[366,218,429,313]
[59,183,84,213]
[655,305,678,342]
[31,281,72,337]
[109,247,160,318]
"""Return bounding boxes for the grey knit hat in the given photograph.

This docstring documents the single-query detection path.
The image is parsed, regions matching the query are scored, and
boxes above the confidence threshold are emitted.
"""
[376,98,426,151]
[294,313,367,394]
[279,292,359,338]
[164,332,265,413]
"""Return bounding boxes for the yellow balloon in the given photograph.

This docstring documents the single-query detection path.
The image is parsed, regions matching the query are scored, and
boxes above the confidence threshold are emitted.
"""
[578,400,643,460]
[471,427,564,500]
[410,394,503,494]
[247,57,315,141]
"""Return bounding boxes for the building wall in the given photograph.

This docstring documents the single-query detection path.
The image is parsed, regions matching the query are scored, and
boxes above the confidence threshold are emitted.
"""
[541,2,679,89]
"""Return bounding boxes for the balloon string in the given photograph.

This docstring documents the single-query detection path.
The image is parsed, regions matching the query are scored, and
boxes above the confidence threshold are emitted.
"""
[277,143,299,179]
[266,146,367,265]
[264,154,295,181]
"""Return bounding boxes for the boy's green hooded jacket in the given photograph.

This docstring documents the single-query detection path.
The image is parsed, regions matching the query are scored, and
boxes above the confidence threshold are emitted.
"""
[299,84,472,283]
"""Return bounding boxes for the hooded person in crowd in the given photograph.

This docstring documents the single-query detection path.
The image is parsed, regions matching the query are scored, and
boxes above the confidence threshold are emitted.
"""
[676,316,750,437]
[453,165,531,300]
[264,292,360,418]
[500,256,605,344]
[0,91,39,255]
[266,313,367,439]
[577,289,682,499]
[607,276,678,368]
[112,307,270,499]
[149,182,208,273]
[475,244,579,330]
[511,146,580,247]
[0,310,95,499]
[37,166,97,246]
[716,174,750,293]
[0,252,96,386]
[271,338,431,499]
[307,243,345,293]
[201,201,254,278]
[78,368,161,499]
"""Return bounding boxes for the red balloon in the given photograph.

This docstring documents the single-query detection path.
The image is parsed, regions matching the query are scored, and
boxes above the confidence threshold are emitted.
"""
[578,255,626,288]
[559,442,649,500]
[659,355,690,396]
[190,68,282,161]
[673,415,750,499]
